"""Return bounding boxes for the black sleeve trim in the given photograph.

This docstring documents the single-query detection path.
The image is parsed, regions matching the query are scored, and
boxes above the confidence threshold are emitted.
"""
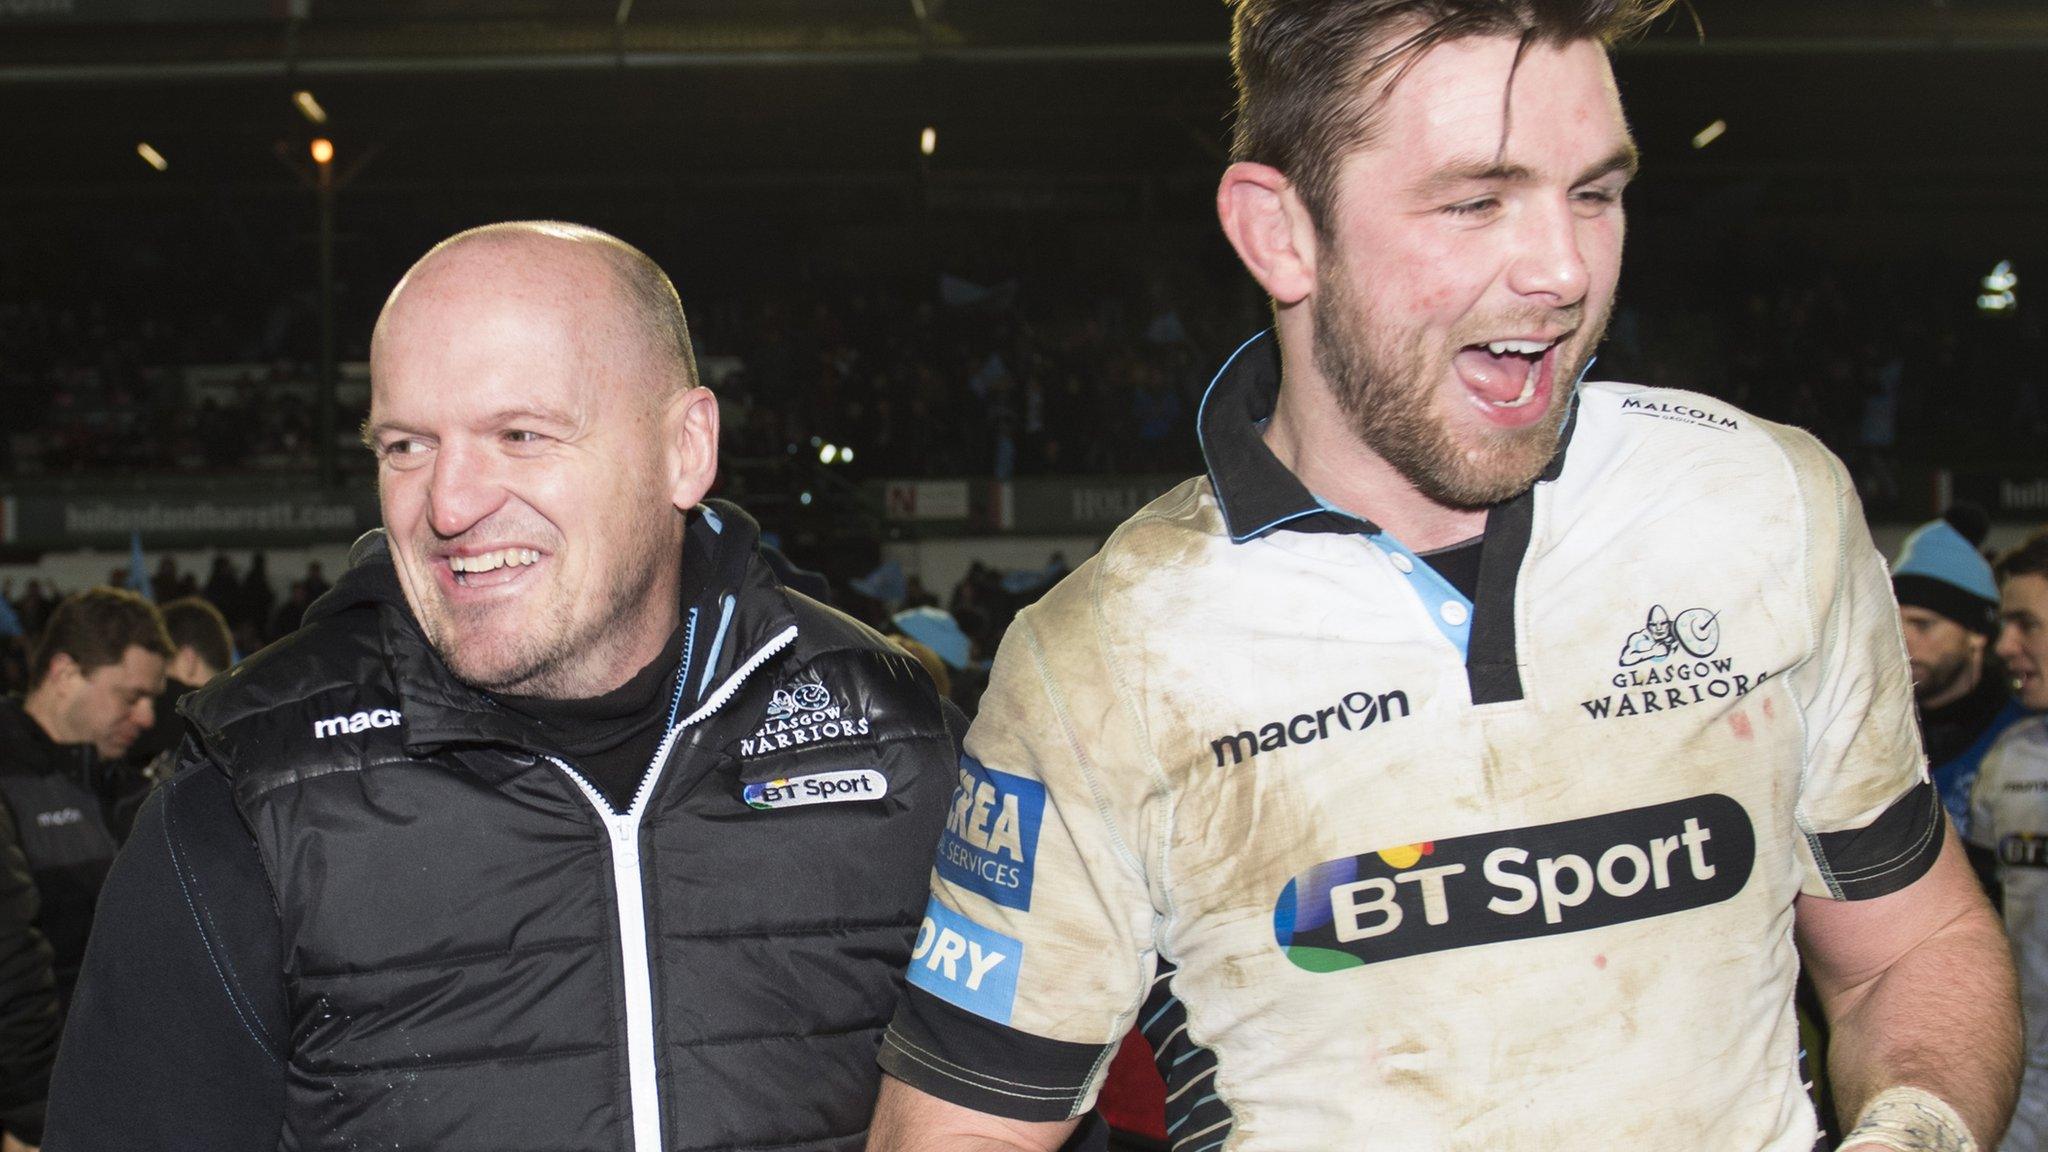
[1812,782,1946,901]
[878,984,1113,1122]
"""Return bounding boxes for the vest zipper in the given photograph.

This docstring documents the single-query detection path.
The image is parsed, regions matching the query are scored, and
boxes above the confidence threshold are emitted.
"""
[544,621,798,1152]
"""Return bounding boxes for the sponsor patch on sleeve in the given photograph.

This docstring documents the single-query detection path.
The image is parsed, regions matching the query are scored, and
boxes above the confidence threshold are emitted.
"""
[936,756,1046,911]
[741,768,889,811]
[906,897,1023,1025]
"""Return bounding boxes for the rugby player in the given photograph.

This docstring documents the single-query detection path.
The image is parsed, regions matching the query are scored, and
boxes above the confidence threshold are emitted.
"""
[867,2,2021,1149]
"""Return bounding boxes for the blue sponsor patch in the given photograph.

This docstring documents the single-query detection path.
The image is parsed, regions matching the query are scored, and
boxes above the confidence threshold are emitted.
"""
[935,756,1046,911]
[905,897,1022,1025]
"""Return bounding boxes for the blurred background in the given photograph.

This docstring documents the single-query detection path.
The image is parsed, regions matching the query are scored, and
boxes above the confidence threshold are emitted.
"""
[0,0,2043,663]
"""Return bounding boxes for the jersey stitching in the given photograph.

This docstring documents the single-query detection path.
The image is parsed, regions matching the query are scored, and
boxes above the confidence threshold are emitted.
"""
[879,1025,1091,1091]
[1826,793,1942,879]
[1775,425,1841,898]
[1019,617,1142,879]
[879,1028,1088,1099]
[161,772,280,1059]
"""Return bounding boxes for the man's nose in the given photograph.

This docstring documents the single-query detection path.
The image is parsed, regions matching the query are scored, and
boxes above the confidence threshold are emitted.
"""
[1506,198,1591,309]
[1995,622,2022,665]
[426,440,510,539]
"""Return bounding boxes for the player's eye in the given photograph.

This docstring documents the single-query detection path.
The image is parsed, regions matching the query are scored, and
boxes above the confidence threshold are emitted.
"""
[1444,197,1500,218]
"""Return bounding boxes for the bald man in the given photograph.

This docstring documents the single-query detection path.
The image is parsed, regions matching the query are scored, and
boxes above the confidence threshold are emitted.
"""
[45,223,963,1152]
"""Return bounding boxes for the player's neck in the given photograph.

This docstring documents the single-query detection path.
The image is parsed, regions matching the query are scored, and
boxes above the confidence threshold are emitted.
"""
[1264,365,1489,554]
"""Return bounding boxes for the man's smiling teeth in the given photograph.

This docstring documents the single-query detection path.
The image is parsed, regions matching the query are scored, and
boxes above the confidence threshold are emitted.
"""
[1485,339,1555,356]
[449,549,540,574]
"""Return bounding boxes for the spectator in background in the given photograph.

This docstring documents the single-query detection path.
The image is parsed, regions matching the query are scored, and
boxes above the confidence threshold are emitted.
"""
[201,554,240,616]
[240,552,274,639]
[0,587,170,1150]
[301,560,330,604]
[1967,528,2048,1151]
[114,597,234,837]
[1893,507,2031,856]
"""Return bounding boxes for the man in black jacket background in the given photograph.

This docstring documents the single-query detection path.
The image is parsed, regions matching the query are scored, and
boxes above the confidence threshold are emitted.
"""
[0,586,170,1150]
[47,222,964,1152]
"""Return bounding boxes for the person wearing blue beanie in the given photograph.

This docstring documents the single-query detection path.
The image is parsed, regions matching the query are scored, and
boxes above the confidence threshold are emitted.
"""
[1892,505,2029,846]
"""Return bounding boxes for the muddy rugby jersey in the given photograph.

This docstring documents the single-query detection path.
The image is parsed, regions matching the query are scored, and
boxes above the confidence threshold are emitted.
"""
[878,333,1942,1152]
[1968,715,2048,1152]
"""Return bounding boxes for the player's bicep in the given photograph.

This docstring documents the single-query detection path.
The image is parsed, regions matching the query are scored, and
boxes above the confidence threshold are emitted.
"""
[869,1075,1080,1152]
[1795,826,1990,1006]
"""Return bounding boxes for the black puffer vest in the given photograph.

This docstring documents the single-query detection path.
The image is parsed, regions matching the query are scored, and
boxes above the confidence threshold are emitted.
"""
[181,506,954,1152]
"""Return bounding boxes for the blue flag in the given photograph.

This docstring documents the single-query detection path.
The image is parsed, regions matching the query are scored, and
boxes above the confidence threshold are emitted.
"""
[127,531,153,600]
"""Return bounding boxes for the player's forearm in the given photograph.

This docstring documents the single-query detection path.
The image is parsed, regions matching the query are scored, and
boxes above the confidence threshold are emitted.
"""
[1823,898,2020,1148]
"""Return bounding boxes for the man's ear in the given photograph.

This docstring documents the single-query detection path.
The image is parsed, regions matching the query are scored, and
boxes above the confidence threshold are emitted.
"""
[665,386,722,512]
[37,652,81,695]
[1217,161,1320,306]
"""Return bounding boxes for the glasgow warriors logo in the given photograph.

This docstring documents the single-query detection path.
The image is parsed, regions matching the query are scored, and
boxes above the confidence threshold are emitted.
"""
[1618,605,1719,667]
[1581,603,1769,721]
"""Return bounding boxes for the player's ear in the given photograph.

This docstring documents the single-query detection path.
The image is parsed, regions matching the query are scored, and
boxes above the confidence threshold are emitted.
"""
[1218,161,1318,306]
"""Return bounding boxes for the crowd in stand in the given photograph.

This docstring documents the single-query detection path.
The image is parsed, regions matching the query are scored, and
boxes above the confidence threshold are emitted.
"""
[0,554,331,698]
[3,248,2038,491]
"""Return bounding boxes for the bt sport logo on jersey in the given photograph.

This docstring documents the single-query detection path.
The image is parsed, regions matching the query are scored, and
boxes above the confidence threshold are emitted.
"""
[1272,794,1756,972]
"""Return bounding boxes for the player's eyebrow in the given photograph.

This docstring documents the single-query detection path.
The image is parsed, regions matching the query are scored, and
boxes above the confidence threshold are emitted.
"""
[1414,142,1639,199]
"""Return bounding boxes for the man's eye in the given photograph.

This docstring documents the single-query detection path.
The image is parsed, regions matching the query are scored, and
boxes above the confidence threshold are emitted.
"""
[503,430,544,444]
[1444,197,1499,217]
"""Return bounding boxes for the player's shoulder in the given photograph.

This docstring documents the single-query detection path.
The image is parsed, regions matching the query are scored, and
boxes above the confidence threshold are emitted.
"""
[1988,712,2048,763]
[1021,474,1220,624]
[1572,381,1851,495]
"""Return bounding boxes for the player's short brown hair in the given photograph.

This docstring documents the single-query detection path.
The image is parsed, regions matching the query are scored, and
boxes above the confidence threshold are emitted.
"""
[1227,0,1677,231]
[160,596,235,677]
[1996,527,2048,585]
[29,587,174,688]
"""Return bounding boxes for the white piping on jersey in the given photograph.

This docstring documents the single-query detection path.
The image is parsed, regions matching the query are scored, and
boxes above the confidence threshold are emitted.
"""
[546,622,799,1152]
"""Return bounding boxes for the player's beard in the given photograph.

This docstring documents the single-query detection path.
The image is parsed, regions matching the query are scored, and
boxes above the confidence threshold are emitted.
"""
[1309,257,1600,511]
[1911,648,1977,705]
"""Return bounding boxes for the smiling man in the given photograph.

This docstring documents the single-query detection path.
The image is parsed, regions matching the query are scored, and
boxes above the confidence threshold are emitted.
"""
[868,3,2020,1151]
[46,223,960,1152]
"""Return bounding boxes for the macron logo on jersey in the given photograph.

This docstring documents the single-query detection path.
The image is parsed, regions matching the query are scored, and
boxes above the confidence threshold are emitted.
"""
[312,708,402,740]
[936,756,1046,911]
[906,898,1022,1025]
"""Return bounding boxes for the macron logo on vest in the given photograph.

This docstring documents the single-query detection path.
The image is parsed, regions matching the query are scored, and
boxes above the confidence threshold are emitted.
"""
[312,708,403,740]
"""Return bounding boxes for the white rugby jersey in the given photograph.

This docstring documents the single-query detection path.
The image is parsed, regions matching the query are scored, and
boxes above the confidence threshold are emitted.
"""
[1967,715,2048,1152]
[879,332,1941,1152]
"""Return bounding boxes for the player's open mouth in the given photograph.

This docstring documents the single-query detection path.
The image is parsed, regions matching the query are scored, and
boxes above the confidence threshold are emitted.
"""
[444,547,545,589]
[1453,336,1565,425]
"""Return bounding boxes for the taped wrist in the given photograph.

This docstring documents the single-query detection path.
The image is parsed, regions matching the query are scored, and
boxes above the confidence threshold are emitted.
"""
[1842,1086,1977,1152]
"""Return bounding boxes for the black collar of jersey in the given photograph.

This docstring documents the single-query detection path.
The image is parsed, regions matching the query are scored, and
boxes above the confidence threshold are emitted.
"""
[1196,329,1580,545]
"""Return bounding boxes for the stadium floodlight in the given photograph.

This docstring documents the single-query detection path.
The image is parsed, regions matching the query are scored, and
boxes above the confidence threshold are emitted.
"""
[1691,119,1726,149]
[840,447,855,464]
[293,90,329,125]
[1979,262,2019,314]
[310,138,335,166]
[800,491,814,506]
[136,142,168,171]
[819,443,838,464]
[920,126,937,157]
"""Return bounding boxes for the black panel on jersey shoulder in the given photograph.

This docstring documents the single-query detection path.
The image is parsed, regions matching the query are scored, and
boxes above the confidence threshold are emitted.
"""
[879,984,1112,1124]
[1810,781,1947,901]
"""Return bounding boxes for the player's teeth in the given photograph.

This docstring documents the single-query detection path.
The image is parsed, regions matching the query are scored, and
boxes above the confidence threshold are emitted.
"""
[1485,339,1552,356]
[1492,374,1540,409]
